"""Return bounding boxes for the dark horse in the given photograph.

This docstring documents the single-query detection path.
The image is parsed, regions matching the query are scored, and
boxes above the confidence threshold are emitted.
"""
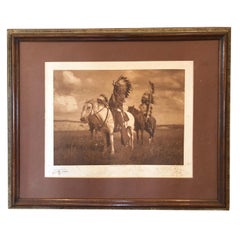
[128,106,156,144]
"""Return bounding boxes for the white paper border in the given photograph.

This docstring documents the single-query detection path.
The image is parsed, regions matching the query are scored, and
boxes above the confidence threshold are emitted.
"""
[45,61,193,178]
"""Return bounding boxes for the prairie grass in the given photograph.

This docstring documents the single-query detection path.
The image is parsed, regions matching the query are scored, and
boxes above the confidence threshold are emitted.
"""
[54,126,184,165]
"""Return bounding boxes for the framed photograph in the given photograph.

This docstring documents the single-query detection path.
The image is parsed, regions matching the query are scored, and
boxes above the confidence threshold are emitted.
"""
[8,28,230,209]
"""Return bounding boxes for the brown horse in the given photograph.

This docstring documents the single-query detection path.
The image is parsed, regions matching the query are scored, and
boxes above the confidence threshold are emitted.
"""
[128,106,156,144]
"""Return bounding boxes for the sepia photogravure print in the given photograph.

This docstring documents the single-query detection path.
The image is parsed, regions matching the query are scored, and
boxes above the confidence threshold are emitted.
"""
[45,61,193,178]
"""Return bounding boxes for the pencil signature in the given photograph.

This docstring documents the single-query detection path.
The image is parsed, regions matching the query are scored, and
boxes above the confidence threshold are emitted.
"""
[52,169,69,176]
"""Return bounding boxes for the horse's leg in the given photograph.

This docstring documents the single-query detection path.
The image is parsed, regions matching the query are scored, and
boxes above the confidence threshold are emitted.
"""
[150,127,155,143]
[141,129,144,144]
[104,131,115,154]
[131,129,134,150]
[109,132,115,154]
[145,129,153,144]
[106,132,110,147]
[148,120,156,144]
[150,118,156,143]
[102,132,108,154]
[127,127,134,150]
[136,129,139,143]
[147,128,152,144]
[90,128,93,139]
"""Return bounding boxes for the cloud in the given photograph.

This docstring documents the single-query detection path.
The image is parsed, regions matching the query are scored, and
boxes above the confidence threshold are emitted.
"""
[62,71,82,86]
[53,69,185,124]
[54,94,79,113]
[54,71,83,96]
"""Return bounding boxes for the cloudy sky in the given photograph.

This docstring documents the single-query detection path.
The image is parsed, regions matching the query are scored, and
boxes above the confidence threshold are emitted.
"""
[54,69,185,125]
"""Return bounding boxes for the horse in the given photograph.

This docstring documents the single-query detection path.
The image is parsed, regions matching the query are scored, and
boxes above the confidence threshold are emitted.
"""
[128,105,156,144]
[80,98,135,154]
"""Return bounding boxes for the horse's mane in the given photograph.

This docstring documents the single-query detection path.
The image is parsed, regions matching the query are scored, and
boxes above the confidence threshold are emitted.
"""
[86,98,95,105]
[85,99,98,111]
[113,75,132,98]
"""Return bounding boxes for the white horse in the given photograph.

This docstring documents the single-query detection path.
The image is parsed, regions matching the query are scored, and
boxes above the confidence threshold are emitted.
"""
[80,99,135,154]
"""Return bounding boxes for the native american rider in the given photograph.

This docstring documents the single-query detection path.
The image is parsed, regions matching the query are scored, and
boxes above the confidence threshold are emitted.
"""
[139,81,154,130]
[109,75,132,146]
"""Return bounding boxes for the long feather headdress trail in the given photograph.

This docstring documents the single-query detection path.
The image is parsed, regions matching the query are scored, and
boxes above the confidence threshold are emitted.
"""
[149,81,155,94]
[113,75,132,98]
[148,81,155,104]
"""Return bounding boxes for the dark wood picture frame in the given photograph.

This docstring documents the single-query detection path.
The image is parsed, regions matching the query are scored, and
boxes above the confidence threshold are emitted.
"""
[8,28,230,209]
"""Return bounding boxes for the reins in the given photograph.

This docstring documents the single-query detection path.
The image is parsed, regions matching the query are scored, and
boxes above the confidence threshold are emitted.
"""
[88,101,110,130]
[96,107,110,129]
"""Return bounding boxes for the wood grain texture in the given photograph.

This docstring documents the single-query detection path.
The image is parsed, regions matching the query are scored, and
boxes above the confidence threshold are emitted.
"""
[8,28,230,209]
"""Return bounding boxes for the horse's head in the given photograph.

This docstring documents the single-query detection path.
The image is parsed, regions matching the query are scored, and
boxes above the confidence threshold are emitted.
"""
[80,100,95,123]
[128,105,140,117]
[128,105,134,113]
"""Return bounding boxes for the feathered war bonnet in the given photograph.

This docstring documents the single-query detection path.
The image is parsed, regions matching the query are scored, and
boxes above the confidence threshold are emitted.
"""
[113,75,132,98]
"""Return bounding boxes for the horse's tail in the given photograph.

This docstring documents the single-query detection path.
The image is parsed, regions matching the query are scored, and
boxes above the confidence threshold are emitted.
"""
[146,116,156,138]
[151,117,157,137]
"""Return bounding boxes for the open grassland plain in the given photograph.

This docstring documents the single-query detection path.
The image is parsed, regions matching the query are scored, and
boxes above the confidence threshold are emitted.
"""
[54,123,184,165]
